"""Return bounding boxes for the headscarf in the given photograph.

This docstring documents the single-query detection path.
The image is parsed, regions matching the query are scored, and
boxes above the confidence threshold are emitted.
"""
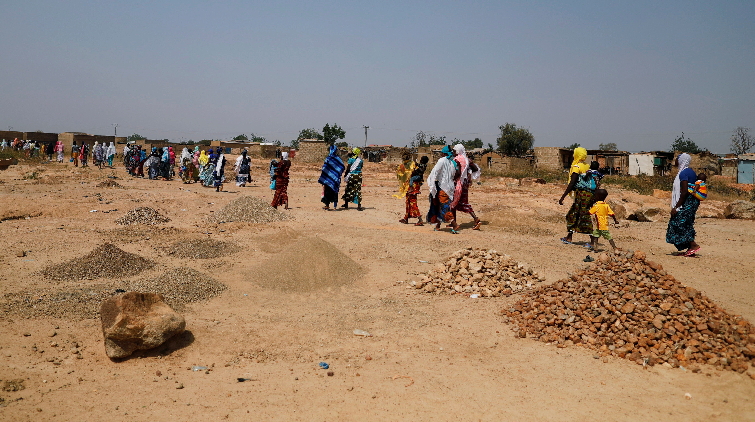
[671,153,692,208]
[569,147,589,179]
[180,147,191,162]
[107,142,116,157]
[193,149,200,166]
[161,147,169,162]
[269,159,278,180]
[442,145,454,160]
[281,151,289,160]
[199,150,208,166]
[393,150,416,198]
[352,147,361,157]
[194,145,199,153]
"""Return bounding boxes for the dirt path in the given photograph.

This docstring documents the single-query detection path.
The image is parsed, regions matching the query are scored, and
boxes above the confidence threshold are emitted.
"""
[1,159,754,421]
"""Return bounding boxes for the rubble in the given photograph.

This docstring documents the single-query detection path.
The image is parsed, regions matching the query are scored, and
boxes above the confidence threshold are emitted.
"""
[41,243,154,281]
[209,196,291,224]
[410,248,544,297]
[505,251,755,372]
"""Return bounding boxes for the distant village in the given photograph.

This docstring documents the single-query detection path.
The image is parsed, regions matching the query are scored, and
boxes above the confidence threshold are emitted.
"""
[2,129,753,184]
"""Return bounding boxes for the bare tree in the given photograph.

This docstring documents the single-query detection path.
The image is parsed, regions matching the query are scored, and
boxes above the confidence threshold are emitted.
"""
[730,127,753,155]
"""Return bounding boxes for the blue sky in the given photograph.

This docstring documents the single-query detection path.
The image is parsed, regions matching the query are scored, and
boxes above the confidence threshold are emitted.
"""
[1,1,753,152]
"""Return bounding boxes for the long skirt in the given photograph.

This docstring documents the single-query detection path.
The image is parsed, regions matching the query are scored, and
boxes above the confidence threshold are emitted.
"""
[566,189,594,234]
[453,182,474,214]
[405,182,421,218]
[236,173,248,186]
[666,196,700,250]
[201,166,215,187]
[341,173,362,204]
[271,178,289,207]
[427,190,454,224]
[214,170,224,188]
[57,151,64,162]
[107,154,114,167]
[321,185,339,207]
[148,162,159,179]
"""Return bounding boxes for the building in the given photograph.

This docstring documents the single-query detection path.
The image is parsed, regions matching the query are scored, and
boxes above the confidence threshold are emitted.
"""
[480,151,533,172]
[534,147,571,171]
[585,150,629,175]
[737,154,755,184]
[296,139,329,163]
[628,152,674,176]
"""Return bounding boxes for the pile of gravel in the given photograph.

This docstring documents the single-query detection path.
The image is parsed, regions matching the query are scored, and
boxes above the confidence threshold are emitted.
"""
[410,248,544,297]
[505,251,755,373]
[96,180,123,188]
[209,196,291,224]
[41,243,154,281]
[3,267,227,319]
[116,207,170,225]
[163,239,239,259]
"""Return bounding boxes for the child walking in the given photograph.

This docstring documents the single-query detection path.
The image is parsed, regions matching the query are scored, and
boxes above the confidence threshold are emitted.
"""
[588,189,620,252]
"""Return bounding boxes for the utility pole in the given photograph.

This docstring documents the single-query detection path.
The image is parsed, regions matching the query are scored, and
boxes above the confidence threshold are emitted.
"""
[363,125,369,149]
[112,124,119,137]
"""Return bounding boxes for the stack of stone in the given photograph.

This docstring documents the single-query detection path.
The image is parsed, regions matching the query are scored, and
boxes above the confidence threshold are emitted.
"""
[505,251,755,373]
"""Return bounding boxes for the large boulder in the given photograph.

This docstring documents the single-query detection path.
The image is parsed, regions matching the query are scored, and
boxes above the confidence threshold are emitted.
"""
[606,200,627,220]
[725,200,755,220]
[629,207,663,222]
[100,292,186,359]
[698,202,725,219]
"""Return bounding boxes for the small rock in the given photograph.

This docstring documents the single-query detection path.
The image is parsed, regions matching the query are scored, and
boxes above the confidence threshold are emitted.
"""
[327,371,334,377]
[17,251,26,258]
[48,331,57,338]
[176,383,184,389]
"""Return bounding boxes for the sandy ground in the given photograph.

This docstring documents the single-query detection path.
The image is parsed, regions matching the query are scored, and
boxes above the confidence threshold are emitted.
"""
[1,158,754,421]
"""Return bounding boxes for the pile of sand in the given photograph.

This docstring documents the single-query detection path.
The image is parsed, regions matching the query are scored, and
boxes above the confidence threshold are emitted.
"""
[254,237,361,292]
[3,267,226,319]
[163,239,240,259]
[209,196,291,224]
[41,243,154,281]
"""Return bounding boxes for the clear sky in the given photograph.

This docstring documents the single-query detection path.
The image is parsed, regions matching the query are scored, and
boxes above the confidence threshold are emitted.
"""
[1,1,753,152]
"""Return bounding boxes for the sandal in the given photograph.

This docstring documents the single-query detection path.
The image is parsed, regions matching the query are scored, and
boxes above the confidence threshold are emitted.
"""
[472,219,481,230]
[561,237,573,244]
[684,247,700,257]
[399,218,408,224]
[450,229,459,234]
[415,221,424,226]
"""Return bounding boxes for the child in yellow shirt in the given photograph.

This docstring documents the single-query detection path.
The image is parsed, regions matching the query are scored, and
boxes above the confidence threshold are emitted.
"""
[588,189,620,251]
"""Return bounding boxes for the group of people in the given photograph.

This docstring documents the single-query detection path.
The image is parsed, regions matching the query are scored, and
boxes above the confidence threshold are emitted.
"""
[123,145,232,192]
[0,138,118,168]
[317,146,364,211]
[558,147,706,256]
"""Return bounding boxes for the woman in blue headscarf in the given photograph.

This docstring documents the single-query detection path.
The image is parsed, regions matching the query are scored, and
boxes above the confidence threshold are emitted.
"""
[319,145,345,210]
[341,148,364,211]
[426,145,460,233]
[160,147,171,180]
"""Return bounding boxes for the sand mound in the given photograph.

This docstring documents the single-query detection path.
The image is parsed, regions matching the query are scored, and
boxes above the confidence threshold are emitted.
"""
[209,196,291,224]
[3,267,226,319]
[505,251,755,373]
[116,207,170,225]
[41,243,154,281]
[255,237,361,292]
[163,239,239,259]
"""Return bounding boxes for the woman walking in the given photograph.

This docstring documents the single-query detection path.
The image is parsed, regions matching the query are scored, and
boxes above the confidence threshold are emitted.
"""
[393,150,415,199]
[147,147,161,179]
[341,148,364,211]
[271,152,291,209]
[426,145,459,232]
[666,153,701,256]
[202,148,217,187]
[213,151,227,191]
[106,142,116,167]
[319,145,345,210]
[80,143,89,167]
[71,141,79,167]
[180,147,192,183]
[55,140,65,163]
[451,144,482,230]
[558,147,593,244]
[234,149,251,187]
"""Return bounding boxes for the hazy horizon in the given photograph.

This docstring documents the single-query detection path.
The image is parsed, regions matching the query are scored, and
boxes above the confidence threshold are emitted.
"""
[2,1,753,153]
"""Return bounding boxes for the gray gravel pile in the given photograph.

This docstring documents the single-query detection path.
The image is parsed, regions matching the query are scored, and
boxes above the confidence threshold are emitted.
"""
[41,243,155,281]
[410,247,544,297]
[164,239,239,259]
[209,196,291,224]
[3,267,226,319]
[116,207,171,225]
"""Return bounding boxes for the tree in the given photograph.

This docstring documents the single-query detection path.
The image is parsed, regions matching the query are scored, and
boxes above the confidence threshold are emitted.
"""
[322,123,345,146]
[497,123,535,156]
[335,141,349,148]
[411,131,428,148]
[297,128,323,141]
[730,127,753,155]
[233,134,249,141]
[452,138,483,150]
[564,143,581,150]
[250,133,267,143]
[428,134,446,146]
[198,140,212,146]
[290,139,300,150]
[127,133,146,143]
[599,142,618,151]
[670,132,702,154]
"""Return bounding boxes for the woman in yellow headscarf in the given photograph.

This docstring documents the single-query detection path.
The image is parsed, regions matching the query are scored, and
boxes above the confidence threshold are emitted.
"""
[558,147,593,244]
[393,149,415,198]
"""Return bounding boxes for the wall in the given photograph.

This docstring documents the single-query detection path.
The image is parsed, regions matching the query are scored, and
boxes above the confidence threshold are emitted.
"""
[0,131,25,141]
[738,156,755,184]
[628,154,655,176]
[534,147,570,171]
[296,140,329,162]
[673,152,721,176]
[481,152,532,172]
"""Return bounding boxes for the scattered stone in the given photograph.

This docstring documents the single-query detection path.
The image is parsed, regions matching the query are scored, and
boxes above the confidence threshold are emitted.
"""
[1,379,25,392]
[41,243,154,281]
[724,201,755,220]
[48,331,56,337]
[16,250,26,258]
[209,196,292,224]
[100,292,186,359]
[327,371,334,377]
[412,248,544,298]
[176,383,184,389]
[115,207,170,225]
[96,180,123,189]
[505,250,755,372]
[23,332,31,337]
[629,207,663,222]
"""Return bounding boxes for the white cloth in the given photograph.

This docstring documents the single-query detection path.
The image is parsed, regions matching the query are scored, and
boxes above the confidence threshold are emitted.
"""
[427,156,456,202]
[453,144,472,186]
[671,153,692,208]
[235,155,244,171]
[281,151,289,160]
[123,145,130,156]
[214,154,225,176]
[180,147,191,163]
[106,142,116,157]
